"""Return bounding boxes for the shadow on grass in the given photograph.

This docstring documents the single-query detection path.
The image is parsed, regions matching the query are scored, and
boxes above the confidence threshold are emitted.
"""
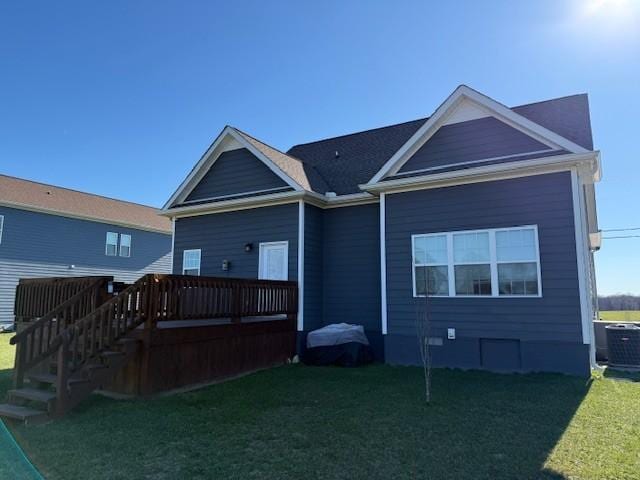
[603,367,640,382]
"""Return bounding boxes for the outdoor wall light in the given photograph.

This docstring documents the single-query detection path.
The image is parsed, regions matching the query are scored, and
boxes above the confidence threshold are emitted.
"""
[222,259,230,271]
[244,243,253,252]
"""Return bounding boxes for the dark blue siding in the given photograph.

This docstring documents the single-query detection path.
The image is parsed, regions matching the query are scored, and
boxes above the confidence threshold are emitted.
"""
[384,172,588,375]
[173,203,298,280]
[322,204,381,332]
[398,117,551,173]
[0,206,171,271]
[185,148,289,202]
[304,204,324,331]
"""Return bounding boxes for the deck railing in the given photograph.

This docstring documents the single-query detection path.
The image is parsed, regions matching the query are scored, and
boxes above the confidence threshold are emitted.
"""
[11,276,113,387]
[11,273,298,392]
[14,276,113,323]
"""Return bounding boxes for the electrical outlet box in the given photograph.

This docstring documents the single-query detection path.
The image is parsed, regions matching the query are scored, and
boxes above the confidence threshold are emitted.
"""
[447,328,456,340]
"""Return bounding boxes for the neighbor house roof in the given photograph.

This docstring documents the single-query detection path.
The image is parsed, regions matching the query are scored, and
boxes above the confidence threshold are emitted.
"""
[286,93,593,195]
[0,174,171,233]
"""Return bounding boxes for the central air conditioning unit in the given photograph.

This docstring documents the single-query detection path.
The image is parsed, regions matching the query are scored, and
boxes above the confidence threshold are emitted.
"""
[605,323,640,368]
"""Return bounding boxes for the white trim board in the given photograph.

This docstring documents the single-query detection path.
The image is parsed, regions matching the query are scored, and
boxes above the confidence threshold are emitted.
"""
[380,193,388,335]
[361,151,600,196]
[368,85,589,184]
[297,200,305,331]
[571,169,595,350]
[163,126,304,210]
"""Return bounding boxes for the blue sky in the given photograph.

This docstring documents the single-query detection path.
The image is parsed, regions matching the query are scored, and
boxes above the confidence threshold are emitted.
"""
[1,1,639,294]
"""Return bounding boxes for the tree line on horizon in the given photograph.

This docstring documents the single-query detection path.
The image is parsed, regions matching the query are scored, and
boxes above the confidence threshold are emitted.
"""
[598,295,640,311]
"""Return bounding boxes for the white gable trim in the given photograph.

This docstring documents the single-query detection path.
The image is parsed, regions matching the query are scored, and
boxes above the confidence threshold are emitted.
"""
[369,86,589,184]
[162,126,304,210]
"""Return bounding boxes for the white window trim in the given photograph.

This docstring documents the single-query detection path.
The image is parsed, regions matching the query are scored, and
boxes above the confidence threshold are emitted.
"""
[119,233,132,257]
[182,249,201,275]
[105,232,118,256]
[0,215,4,244]
[411,225,542,298]
[258,241,289,280]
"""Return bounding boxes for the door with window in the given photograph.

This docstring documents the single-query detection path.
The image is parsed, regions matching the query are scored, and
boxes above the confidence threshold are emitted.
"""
[258,241,289,280]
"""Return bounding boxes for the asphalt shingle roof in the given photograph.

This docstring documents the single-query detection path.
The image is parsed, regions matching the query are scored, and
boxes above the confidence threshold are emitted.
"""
[0,174,171,233]
[285,94,593,195]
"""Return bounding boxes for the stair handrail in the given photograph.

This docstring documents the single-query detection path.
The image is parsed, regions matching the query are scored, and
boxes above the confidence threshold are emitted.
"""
[66,274,155,374]
[11,276,112,388]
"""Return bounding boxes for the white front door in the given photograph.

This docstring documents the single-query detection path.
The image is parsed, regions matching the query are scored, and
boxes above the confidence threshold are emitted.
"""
[258,241,289,280]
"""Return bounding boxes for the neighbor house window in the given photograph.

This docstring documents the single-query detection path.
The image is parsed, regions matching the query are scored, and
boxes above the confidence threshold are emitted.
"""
[412,226,541,297]
[105,232,118,256]
[0,215,4,244]
[182,249,201,275]
[119,234,131,257]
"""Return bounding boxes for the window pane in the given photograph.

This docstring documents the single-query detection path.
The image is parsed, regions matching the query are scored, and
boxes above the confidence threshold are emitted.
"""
[455,264,491,295]
[414,235,448,265]
[453,232,490,263]
[498,262,538,295]
[496,228,536,262]
[183,250,201,274]
[106,232,118,256]
[119,234,131,257]
[415,266,449,296]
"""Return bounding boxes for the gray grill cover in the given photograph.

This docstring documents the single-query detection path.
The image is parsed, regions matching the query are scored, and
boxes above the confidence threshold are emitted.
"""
[306,323,369,349]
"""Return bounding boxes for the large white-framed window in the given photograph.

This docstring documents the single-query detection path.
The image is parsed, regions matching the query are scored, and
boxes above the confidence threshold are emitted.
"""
[0,215,4,244]
[105,232,118,256]
[412,225,542,298]
[119,234,132,257]
[182,249,201,276]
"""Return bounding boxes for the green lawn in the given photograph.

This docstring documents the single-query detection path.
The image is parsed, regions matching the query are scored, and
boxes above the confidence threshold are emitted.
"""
[599,310,640,322]
[1,335,639,480]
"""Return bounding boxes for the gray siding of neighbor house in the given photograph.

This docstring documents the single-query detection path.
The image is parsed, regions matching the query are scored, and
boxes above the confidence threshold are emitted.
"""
[185,148,290,202]
[383,172,589,376]
[0,206,172,324]
[397,117,552,174]
[172,203,298,280]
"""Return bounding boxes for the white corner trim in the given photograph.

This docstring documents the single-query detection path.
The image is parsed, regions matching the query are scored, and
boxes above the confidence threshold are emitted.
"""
[170,218,176,273]
[380,193,388,335]
[571,169,593,346]
[297,200,305,332]
[368,85,589,184]
[163,126,305,211]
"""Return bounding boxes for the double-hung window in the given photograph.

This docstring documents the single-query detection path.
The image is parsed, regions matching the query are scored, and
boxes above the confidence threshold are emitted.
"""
[183,249,201,276]
[106,232,118,256]
[412,226,541,297]
[119,234,132,257]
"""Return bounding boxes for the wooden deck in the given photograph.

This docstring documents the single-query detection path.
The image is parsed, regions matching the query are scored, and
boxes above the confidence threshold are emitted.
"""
[2,274,298,422]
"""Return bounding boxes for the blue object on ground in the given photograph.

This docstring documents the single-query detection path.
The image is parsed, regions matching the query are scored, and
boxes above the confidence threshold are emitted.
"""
[0,420,43,479]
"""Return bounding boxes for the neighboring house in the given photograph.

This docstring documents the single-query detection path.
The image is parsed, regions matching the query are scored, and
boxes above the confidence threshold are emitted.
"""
[162,85,601,376]
[0,174,172,325]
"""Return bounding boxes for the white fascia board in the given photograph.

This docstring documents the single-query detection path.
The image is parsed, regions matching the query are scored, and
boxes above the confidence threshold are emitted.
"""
[368,85,589,184]
[162,190,381,219]
[0,200,171,235]
[361,151,600,195]
[227,128,305,192]
[162,127,304,211]
[160,190,305,218]
[162,126,236,210]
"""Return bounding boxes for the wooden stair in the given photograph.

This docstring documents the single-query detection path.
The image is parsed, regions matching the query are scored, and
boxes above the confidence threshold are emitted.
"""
[0,337,140,424]
[1,276,152,424]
